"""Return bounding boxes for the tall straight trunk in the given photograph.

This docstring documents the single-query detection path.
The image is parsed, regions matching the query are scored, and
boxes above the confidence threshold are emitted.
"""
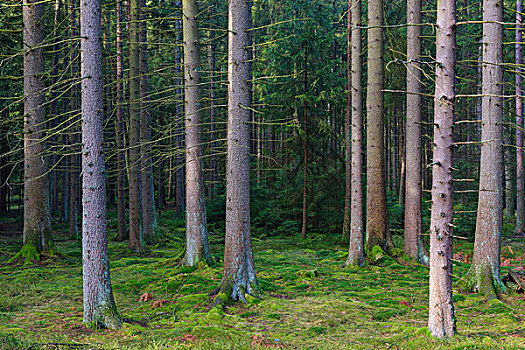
[128,0,144,253]
[301,5,308,240]
[62,127,70,223]
[341,0,351,243]
[208,3,218,197]
[466,0,505,299]
[366,0,389,251]
[404,0,428,264]
[140,0,157,244]
[70,0,79,240]
[428,0,456,337]
[391,107,398,194]
[49,0,61,217]
[219,0,260,302]
[115,0,127,242]
[398,123,405,205]
[516,0,525,235]
[182,0,211,266]
[22,0,52,256]
[346,0,365,267]
[477,45,482,156]
[80,0,121,328]
[175,0,184,218]
[504,138,515,218]
[0,114,9,215]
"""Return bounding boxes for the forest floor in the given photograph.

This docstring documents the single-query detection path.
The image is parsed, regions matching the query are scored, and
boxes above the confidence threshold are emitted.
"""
[1,210,525,349]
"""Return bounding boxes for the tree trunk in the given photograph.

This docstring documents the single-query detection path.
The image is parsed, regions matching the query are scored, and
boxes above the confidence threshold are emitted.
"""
[341,0,351,243]
[428,0,456,337]
[140,0,157,244]
[49,0,61,219]
[80,0,121,328]
[301,8,308,240]
[504,135,515,219]
[128,0,144,253]
[366,0,389,252]
[175,0,185,218]
[21,0,52,257]
[115,0,127,242]
[181,0,212,266]
[208,3,218,197]
[466,0,505,299]
[404,0,429,264]
[69,0,79,240]
[346,0,365,267]
[0,113,9,215]
[516,0,525,235]
[218,0,260,302]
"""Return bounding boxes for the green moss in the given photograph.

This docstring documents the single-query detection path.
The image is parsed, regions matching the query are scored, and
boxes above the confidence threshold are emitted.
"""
[371,245,385,260]
[120,322,144,336]
[8,243,40,265]
[2,229,525,349]
[297,269,319,279]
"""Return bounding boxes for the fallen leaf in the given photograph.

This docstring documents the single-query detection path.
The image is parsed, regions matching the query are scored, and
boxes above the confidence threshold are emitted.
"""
[152,299,170,309]
[138,292,154,302]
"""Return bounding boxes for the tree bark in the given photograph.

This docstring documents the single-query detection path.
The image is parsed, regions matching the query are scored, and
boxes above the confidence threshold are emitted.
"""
[404,0,429,264]
[516,0,525,235]
[181,0,212,266]
[80,0,121,329]
[0,113,9,215]
[175,0,185,218]
[140,0,157,244]
[49,0,61,218]
[219,0,260,302]
[22,0,52,256]
[207,3,218,197]
[366,0,389,252]
[115,0,127,242]
[342,0,351,243]
[128,0,144,253]
[301,4,308,240]
[70,0,79,240]
[466,0,506,299]
[428,0,456,337]
[346,0,365,267]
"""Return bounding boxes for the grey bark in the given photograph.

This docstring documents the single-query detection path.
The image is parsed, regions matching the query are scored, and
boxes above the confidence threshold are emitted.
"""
[220,0,260,302]
[342,0,351,243]
[346,0,365,267]
[466,0,506,299]
[115,0,127,242]
[22,0,52,254]
[182,0,212,266]
[128,0,144,253]
[207,3,218,197]
[516,0,525,235]
[428,0,456,337]
[80,0,121,329]
[140,0,157,244]
[175,0,185,218]
[404,0,428,265]
[70,0,79,240]
[366,0,390,252]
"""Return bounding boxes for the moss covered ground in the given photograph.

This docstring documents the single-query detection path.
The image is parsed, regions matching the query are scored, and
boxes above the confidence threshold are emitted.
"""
[1,211,525,349]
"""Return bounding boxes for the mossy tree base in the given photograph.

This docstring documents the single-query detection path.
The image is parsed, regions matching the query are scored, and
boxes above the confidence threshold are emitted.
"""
[8,242,60,266]
[8,243,40,265]
[462,264,507,300]
[213,279,261,308]
[83,302,122,330]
